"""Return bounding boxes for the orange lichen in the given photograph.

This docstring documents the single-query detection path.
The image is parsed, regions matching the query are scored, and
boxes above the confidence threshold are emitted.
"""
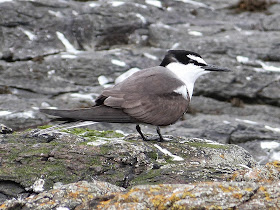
[266,160,280,168]
[170,204,187,210]
[218,185,236,193]
[151,194,166,209]
[0,204,6,208]
[87,194,94,199]
[169,193,181,203]
[39,200,56,206]
[68,192,79,199]
[182,191,196,198]
[97,198,112,208]
[209,205,223,210]
[149,185,162,193]
[233,193,243,199]
[230,172,239,181]
[259,186,272,201]
[244,187,253,192]
[106,188,140,205]
[259,186,266,192]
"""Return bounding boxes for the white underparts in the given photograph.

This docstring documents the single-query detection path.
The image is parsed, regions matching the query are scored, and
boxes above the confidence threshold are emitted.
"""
[166,62,209,99]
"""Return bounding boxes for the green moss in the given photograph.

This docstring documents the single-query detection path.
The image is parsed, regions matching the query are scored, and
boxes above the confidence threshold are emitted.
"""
[21,146,52,156]
[37,125,53,129]
[22,128,33,132]
[147,151,158,160]
[187,142,229,150]
[99,145,112,155]
[13,161,77,188]
[132,169,163,186]
[90,156,102,165]
[7,147,22,161]
[164,155,175,163]
[62,128,124,140]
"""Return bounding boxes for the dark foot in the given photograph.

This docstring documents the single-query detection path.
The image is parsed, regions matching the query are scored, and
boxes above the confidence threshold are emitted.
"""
[142,136,161,141]
[136,125,147,141]
[156,126,164,142]
[136,125,164,142]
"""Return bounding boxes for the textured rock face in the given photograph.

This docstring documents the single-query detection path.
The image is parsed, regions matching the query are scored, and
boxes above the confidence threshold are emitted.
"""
[0,128,256,201]
[0,0,279,164]
[0,128,280,209]
[0,0,280,208]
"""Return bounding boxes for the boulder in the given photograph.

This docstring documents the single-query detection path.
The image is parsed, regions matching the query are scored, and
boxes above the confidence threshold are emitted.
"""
[0,127,257,203]
[1,160,280,209]
[0,0,280,208]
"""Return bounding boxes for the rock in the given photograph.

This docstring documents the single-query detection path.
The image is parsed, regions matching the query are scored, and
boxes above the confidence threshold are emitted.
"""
[92,181,279,210]
[0,0,280,207]
[0,127,256,203]
[0,124,12,134]
[1,180,125,210]
[262,14,280,31]
[0,0,279,144]
[1,160,280,209]
[236,0,274,11]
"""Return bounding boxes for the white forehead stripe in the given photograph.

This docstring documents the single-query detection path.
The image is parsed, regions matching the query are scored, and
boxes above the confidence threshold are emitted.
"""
[187,54,207,65]
[173,85,188,100]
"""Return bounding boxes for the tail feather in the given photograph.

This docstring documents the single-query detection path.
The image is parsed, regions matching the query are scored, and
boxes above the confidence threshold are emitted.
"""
[40,105,137,123]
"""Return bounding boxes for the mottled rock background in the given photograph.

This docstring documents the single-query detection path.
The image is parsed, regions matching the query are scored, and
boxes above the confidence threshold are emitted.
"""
[0,0,280,162]
[1,0,280,208]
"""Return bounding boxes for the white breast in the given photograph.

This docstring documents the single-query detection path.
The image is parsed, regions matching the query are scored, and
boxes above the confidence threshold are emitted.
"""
[166,62,209,99]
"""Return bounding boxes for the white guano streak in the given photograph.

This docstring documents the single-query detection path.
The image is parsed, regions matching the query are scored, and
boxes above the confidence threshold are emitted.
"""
[145,0,162,8]
[260,141,280,149]
[154,144,184,161]
[111,59,126,67]
[21,28,36,40]
[56,31,79,54]
[0,111,12,116]
[188,31,203,36]
[110,1,125,7]
[265,125,280,133]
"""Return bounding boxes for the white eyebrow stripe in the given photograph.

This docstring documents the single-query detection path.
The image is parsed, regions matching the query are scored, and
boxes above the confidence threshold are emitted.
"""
[187,54,207,65]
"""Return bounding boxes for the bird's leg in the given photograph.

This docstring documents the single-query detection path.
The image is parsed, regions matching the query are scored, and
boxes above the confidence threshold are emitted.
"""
[156,126,164,142]
[136,124,147,141]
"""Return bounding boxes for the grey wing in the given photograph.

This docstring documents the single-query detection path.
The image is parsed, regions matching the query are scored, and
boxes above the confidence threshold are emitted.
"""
[99,67,190,126]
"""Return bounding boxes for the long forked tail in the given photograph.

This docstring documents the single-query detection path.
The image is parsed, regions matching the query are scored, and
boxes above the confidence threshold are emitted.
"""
[40,105,137,123]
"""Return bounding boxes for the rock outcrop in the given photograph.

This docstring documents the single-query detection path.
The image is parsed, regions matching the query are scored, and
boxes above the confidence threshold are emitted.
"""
[0,128,279,209]
[0,0,280,208]
[0,0,279,163]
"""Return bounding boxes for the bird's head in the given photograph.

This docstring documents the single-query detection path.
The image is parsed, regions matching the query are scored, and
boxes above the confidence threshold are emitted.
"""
[160,50,230,98]
[160,50,230,82]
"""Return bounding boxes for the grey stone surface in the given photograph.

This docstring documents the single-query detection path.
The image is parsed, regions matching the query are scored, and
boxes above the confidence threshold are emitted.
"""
[0,0,280,208]
[0,127,257,203]
[0,0,279,162]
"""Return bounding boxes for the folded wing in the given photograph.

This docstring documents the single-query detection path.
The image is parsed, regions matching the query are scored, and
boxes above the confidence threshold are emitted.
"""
[100,67,190,126]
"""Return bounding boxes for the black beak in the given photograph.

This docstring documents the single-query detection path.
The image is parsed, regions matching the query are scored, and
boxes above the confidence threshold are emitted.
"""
[203,65,231,72]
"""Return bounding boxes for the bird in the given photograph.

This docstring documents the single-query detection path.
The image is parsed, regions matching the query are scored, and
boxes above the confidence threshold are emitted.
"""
[40,50,230,141]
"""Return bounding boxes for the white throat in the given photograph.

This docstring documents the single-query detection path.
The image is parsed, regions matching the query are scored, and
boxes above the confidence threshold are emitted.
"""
[166,62,208,99]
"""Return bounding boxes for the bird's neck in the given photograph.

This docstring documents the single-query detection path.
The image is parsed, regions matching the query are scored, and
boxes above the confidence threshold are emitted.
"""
[166,62,208,99]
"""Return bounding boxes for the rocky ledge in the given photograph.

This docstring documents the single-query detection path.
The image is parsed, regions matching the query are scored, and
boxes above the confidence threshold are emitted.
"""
[0,128,279,209]
[0,0,280,163]
[0,0,280,208]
